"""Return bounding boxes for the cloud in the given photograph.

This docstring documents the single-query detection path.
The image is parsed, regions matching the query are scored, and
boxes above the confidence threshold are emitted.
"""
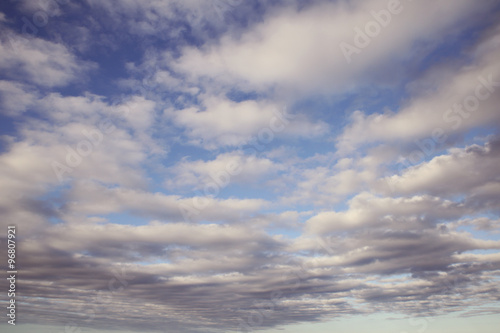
[281,155,379,206]
[166,95,327,149]
[305,192,470,234]
[43,221,283,263]
[0,92,161,235]
[83,0,249,42]
[164,151,282,190]
[381,138,500,200]
[0,30,96,87]
[0,80,37,116]
[61,180,269,223]
[336,23,500,153]
[454,217,500,233]
[174,0,500,94]
[10,212,500,332]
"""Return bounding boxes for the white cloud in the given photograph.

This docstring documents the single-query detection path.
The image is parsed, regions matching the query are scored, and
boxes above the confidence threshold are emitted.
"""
[0,80,37,116]
[336,24,500,153]
[381,138,500,198]
[174,0,499,94]
[63,180,269,223]
[283,164,377,206]
[0,30,96,87]
[166,95,326,149]
[165,151,282,189]
[0,92,162,212]
[306,192,469,234]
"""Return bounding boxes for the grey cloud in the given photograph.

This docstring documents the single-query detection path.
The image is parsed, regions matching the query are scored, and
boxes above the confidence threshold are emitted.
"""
[383,137,500,201]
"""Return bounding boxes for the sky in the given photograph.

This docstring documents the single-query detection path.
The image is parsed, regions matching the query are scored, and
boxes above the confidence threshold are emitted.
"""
[0,0,500,332]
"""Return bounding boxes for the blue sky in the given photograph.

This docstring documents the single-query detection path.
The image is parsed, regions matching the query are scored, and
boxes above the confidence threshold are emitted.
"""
[1,0,500,332]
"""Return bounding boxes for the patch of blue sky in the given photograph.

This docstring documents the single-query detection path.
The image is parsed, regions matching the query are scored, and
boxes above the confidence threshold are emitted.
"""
[86,52,144,97]
[266,228,302,239]
[464,125,499,144]
[464,249,500,255]
[366,273,413,286]
[136,258,171,266]
[0,114,17,153]
[456,225,500,242]
[167,143,222,164]
[445,194,467,203]
[349,85,407,116]
[102,212,151,226]
[48,216,64,225]
[38,183,72,216]
[287,87,409,148]
[211,183,279,202]
[330,195,355,212]
[381,133,465,177]
[225,88,264,103]
[412,12,500,76]
[279,219,312,240]
[291,137,338,161]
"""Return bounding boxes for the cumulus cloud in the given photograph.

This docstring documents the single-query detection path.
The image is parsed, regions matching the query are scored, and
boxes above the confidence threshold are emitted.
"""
[305,192,470,234]
[164,151,282,189]
[165,95,327,149]
[0,91,161,236]
[174,0,500,94]
[381,138,500,198]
